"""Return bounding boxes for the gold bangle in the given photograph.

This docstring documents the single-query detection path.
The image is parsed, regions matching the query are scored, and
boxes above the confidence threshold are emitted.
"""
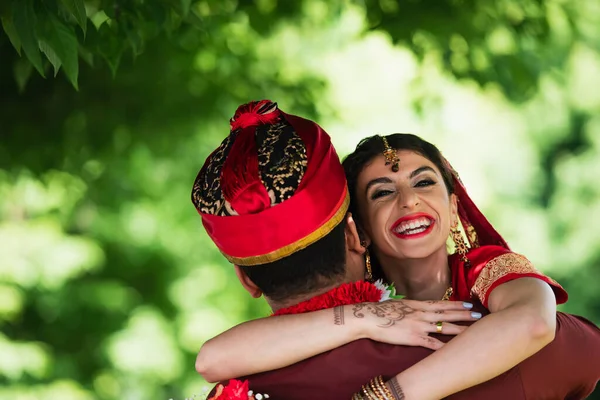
[368,378,383,400]
[369,383,384,400]
[374,376,392,400]
[361,384,376,400]
[377,376,395,400]
[371,376,386,400]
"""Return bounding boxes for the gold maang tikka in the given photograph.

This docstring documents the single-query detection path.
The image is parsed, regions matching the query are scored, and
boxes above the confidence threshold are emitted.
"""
[381,136,400,172]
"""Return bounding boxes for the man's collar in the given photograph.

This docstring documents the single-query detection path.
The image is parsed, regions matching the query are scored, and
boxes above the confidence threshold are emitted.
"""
[272,281,385,316]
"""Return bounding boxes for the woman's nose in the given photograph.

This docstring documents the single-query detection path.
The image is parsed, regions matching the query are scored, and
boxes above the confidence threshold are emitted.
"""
[397,187,419,209]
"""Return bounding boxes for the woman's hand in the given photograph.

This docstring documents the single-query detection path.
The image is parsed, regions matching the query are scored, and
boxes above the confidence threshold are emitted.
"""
[347,300,481,350]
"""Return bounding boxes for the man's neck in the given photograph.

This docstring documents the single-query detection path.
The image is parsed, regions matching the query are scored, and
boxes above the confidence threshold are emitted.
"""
[378,246,450,301]
[270,279,385,316]
[267,280,345,313]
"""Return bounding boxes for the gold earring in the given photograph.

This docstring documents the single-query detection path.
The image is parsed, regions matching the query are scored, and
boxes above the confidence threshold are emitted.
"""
[450,224,470,266]
[364,249,374,282]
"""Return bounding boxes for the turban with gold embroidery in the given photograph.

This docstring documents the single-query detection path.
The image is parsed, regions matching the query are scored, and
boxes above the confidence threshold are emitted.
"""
[192,100,349,266]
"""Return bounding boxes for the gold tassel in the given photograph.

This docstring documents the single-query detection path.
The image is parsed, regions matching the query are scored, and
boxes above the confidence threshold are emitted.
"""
[450,224,470,266]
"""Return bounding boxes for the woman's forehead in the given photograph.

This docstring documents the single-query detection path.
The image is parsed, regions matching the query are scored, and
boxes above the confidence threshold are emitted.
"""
[360,150,438,181]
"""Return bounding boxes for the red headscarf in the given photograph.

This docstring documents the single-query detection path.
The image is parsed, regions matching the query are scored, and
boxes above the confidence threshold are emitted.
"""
[445,159,510,251]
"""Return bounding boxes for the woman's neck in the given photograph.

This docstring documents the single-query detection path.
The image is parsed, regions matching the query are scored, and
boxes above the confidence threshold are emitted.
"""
[379,246,451,301]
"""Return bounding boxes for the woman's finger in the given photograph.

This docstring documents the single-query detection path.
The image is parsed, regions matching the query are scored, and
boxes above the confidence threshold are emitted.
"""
[421,300,475,312]
[419,310,483,323]
[420,321,467,335]
[395,299,474,312]
[413,335,445,350]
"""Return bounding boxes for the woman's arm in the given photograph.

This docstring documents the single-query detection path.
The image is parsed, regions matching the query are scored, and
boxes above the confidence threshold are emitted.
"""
[384,278,556,400]
[196,299,477,383]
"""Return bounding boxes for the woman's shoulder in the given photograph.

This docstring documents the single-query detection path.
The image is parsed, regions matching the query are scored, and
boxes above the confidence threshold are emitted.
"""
[462,245,568,307]
[466,245,517,266]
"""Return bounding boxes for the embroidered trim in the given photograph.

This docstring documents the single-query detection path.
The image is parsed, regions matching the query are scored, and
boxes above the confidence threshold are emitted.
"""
[471,252,560,305]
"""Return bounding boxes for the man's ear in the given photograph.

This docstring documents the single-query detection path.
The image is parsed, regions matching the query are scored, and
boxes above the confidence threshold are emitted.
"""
[345,213,368,254]
[234,265,263,298]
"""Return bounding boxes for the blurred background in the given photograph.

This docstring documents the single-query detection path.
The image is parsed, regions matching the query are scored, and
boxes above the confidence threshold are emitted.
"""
[1,0,599,399]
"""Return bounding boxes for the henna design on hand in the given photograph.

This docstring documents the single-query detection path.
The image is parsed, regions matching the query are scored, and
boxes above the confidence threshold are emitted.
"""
[352,301,416,328]
[333,306,344,325]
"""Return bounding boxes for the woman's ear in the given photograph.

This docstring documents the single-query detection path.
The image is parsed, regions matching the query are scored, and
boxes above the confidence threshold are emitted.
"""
[234,266,263,298]
[345,213,369,254]
[450,193,458,225]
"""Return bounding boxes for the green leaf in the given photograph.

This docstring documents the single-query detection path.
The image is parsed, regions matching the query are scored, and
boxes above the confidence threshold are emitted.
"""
[39,40,62,76]
[96,24,125,77]
[12,0,45,77]
[13,57,33,93]
[40,16,79,89]
[90,10,109,30]
[59,0,87,36]
[1,15,22,55]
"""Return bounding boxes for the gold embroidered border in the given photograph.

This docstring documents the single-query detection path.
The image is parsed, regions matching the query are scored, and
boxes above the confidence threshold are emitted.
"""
[471,252,560,305]
[225,189,350,266]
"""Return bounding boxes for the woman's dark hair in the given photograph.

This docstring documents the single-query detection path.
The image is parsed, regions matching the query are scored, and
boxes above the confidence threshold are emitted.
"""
[342,133,455,222]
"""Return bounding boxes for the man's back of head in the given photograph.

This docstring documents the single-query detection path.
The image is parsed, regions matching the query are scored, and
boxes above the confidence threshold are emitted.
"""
[191,100,355,309]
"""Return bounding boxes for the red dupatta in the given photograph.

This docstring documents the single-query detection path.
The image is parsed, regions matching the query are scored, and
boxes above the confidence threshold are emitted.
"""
[444,160,509,251]
[444,159,568,306]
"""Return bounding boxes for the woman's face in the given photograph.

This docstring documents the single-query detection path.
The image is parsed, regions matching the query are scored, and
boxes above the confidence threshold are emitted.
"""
[355,150,457,261]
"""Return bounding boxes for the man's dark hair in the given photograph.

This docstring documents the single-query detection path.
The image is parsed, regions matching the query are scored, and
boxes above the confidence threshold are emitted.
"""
[240,218,347,302]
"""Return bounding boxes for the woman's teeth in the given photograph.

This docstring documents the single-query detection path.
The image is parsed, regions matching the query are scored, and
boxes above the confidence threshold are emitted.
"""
[395,218,432,235]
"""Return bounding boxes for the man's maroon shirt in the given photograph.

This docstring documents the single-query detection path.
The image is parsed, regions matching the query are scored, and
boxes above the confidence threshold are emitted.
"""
[207,312,600,400]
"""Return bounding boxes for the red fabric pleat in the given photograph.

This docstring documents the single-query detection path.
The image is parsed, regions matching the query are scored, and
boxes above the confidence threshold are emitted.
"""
[220,126,270,215]
[220,101,280,215]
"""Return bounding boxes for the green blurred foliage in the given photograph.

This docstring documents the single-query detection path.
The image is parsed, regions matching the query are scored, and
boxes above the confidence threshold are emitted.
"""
[1,0,599,399]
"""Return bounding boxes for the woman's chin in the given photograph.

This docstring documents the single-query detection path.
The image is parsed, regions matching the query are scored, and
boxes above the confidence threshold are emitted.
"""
[387,242,445,261]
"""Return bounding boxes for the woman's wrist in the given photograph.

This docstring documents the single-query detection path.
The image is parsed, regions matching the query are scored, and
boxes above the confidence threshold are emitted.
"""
[385,377,406,399]
[351,375,405,399]
[333,305,370,341]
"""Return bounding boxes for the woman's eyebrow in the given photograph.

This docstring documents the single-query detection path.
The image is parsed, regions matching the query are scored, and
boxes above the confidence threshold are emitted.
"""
[410,166,436,179]
[364,177,393,195]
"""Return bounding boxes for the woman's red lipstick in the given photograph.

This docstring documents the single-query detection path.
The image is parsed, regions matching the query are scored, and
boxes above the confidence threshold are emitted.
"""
[391,213,435,239]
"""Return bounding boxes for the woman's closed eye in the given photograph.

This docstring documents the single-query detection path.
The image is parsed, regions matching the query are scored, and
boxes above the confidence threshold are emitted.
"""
[414,179,436,188]
[371,189,394,200]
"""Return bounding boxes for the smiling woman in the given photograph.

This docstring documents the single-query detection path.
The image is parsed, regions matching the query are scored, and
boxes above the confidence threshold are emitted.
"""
[343,134,565,304]
[345,135,459,301]
[357,150,457,284]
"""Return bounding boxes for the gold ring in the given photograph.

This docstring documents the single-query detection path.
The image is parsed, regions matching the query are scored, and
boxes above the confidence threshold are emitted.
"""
[435,321,443,333]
